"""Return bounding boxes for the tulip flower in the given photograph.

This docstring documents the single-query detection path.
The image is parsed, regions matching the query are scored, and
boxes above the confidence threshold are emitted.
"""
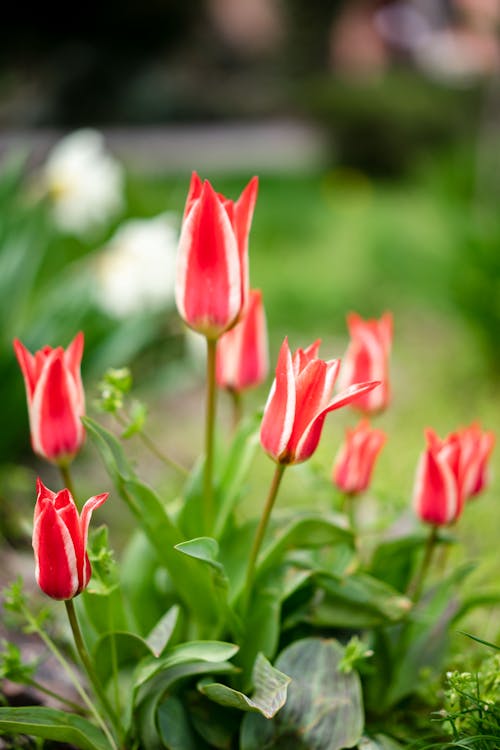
[340,312,393,414]
[14,333,85,465]
[216,289,269,392]
[176,172,258,338]
[33,479,108,600]
[260,338,380,465]
[332,419,386,495]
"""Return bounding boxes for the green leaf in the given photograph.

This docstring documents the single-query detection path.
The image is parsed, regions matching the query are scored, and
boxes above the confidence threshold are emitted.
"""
[310,572,412,628]
[93,631,153,684]
[84,417,221,629]
[237,565,313,679]
[257,513,353,577]
[157,696,200,750]
[135,641,240,690]
[175,537,222,571]
[146,606,181,658]
[135,661,238,748]
[369,530,454,593]
[199,653,290,718]
[175,536,242,638]
[0,707,113,750]
[178,415,260,541]
[241,638,364,750]
[213,414,261,538]
[459,631,500,652]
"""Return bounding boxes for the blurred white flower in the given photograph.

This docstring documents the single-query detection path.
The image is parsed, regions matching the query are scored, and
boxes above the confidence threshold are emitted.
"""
[95,214,179,319]
[43,129,124,235]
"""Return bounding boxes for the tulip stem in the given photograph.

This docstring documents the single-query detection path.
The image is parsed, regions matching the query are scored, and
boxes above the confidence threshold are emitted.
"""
[59,464,76,500]
[204,338,218,535]
[115,412,189,477]
[64,599,123,746]
[243,463,286,612]
[229,388,243,432]
[407,525,439,602]
[25,677,85,713]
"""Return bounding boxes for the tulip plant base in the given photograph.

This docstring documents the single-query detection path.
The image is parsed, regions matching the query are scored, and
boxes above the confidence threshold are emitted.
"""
[241,638,364,750]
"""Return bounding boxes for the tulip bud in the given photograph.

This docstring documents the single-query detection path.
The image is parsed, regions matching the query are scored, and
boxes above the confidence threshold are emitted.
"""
[216,289,269,392]
[260,338,380,465]
[33,479,108,600]
[176,173,258,338]
[340,312,393,414]
[14,333,85,466]
[413,429,461,526]
[333,419,386,495]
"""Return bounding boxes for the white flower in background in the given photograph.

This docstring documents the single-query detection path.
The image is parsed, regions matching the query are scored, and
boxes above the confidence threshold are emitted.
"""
[43,129,124,235]
[95,214,179,319]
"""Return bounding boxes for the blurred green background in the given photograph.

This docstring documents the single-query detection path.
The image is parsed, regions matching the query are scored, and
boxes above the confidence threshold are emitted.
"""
[0,0,499,643]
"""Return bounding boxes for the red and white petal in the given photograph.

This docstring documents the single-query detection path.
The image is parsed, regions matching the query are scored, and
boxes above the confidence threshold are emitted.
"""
[64,332,84,383]
[30,351,84,462]
[260,338,296,461]
[413,449,459,525]
[294,381,380,464]
[33,502,79,599]
[233,176,258,309]
[287,359,328,455]
[13,339,38,402]
[182,171,203,220]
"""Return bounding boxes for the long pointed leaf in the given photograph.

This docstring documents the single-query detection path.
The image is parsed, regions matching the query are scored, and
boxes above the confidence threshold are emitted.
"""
[0,707,113,750]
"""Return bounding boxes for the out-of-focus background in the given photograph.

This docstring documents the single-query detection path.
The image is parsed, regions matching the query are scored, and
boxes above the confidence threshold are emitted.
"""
[1,0,499,634]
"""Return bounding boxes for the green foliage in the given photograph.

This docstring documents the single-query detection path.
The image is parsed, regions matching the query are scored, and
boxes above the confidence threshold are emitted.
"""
[0,707,113,750]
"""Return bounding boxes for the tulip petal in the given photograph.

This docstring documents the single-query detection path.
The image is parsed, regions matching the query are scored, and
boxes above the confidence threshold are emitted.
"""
[79,493,109,589]
[413,449,458,525]
[294,381,380,463]
[287,359,329,454]
[33,502,79,599]
[30,350,83,461]
[13,339,37,401]
[260,338,295,461]
[64,332,84,382]
[176,180,241,336]
[233,176,258,307]
[183,171,203,220]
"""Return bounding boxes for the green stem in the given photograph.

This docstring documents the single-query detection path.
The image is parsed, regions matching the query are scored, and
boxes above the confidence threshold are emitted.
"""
[243,463,286,612]
[204,338,218,535]
[25,678,84,713]
[341,492,356,531]
[115,412,188,477]
[59,464,76,499]
[64,599,123,746]
[22,605,118,750]
[108,604,121,718]
[229,388,243,432]
[407,525,439,602]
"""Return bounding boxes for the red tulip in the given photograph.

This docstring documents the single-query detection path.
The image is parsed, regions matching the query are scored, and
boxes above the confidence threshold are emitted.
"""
[332,419,386,495]
[176,173,258,338]
[216,289,268,392]
[14,333,85,465]
[260,338,380,465]
[340,312,393,414]
[33,479,108,600]
[456,422,495,501]
[413,429,462,526]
